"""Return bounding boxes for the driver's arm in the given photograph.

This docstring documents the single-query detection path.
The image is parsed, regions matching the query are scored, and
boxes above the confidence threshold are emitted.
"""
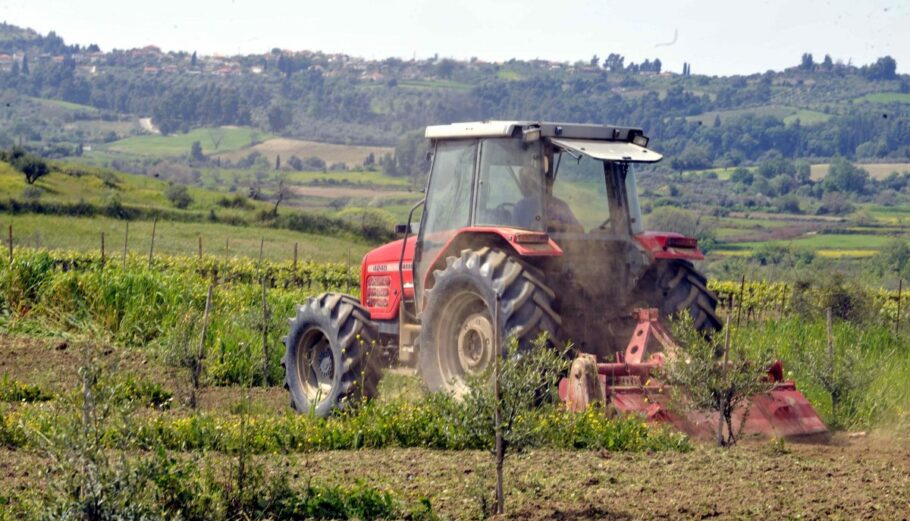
[546,196,583,233]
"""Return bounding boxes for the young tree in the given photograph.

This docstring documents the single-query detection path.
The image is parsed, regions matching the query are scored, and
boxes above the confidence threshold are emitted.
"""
[664,315,775,446]
[457,336,569,514]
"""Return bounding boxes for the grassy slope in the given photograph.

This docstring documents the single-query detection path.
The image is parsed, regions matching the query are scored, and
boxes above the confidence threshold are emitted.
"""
[2,213,369,262]
[102,127,272,156]
[0,161,372,262]
[810,162,910,180]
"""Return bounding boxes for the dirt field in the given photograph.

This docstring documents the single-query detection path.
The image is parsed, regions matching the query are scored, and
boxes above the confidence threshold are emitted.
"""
[2,334,910,520]
[215,138,393,168]
[2,438,908,520]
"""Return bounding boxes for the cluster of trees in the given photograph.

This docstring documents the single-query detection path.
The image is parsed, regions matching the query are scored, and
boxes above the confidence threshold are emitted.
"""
[1,25,908,173]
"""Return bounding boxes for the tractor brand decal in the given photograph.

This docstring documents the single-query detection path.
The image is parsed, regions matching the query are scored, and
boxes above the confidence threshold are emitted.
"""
[367,262,413,273]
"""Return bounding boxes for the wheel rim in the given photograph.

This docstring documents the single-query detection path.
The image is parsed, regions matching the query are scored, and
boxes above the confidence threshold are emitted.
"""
[435,291,495,394]
[296,328,335,404]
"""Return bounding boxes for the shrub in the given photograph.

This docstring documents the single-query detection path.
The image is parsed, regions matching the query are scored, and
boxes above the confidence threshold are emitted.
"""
[0,376,53,403]
[164,183,194,209]
[20,185,43,202]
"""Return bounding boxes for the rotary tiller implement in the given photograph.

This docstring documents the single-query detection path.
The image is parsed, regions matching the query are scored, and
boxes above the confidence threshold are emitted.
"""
[559,309,828,442]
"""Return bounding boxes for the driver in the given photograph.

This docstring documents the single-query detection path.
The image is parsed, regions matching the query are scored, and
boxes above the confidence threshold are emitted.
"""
[514,166,583,233]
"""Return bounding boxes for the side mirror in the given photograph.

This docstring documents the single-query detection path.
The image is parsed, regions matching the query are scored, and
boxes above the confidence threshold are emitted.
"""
[395,223,412,235]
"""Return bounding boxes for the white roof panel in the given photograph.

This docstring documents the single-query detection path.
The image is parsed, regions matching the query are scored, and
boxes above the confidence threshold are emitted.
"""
[550,138,662,163]
[425,121,524,139]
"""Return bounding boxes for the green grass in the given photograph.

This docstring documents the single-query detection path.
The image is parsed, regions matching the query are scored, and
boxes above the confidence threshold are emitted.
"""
[783,109,831,125]
[285,170,412,188]
[856,92,910,104]
[102,127,272,156]
[0,163,266,219]
[685,105,797,125]
[28,96,99,113]
[496,70,523,81]
[398,79,472,91]
[1,214,369,263]
[725,232,898,253]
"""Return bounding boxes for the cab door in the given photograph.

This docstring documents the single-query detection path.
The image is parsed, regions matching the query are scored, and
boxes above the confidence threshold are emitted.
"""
[413,139,478,304]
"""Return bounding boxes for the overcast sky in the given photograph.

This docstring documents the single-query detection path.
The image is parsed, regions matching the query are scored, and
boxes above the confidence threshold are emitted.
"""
[1,0,906,76]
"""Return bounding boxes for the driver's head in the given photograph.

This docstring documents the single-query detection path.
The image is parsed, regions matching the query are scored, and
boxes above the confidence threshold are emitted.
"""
[518,165,542,197]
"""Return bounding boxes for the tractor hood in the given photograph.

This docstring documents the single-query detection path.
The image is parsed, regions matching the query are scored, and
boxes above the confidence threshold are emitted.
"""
[550,138,662,163]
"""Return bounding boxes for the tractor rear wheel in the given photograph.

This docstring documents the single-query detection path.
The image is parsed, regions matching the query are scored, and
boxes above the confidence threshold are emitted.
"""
[282,293,379,417]
[653,260,721,333]
[418,246,561,395]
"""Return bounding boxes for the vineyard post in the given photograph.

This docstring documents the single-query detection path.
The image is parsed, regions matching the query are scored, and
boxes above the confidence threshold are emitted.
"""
[493,291,504,515]
[292,242,298,272]
[261,276,270,387]
[718,309,732,446]
[198,236,203,261]
[100,232,105,268]
[7,224,11,263]
[825,307,836,416]
[148,217,158,269]
[896,279,903,335]
[778,285,787,320]
[191,284,214,409]
[735,275,746,327]
[258,237,264,271]
[122,222,129,266]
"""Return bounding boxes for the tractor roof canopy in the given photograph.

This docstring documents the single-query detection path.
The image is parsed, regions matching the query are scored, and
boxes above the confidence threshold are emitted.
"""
[424,121,662,163]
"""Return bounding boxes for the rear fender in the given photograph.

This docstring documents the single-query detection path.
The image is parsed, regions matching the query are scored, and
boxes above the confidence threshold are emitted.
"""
[635,231,704,261]
[421,227,562,309]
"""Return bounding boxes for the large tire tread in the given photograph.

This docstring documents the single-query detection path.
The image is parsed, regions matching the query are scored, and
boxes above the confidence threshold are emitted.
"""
[282,292,380,417]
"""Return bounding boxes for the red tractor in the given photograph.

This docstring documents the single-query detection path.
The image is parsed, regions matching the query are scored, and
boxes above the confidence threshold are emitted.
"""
[283,120,723,416]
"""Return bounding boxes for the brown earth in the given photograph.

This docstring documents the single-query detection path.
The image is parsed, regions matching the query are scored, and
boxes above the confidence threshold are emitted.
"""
[2,334,909,519]
[214,138,393,168]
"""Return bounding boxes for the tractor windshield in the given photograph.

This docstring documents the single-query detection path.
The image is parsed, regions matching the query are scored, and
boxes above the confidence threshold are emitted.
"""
[474,137,642,235]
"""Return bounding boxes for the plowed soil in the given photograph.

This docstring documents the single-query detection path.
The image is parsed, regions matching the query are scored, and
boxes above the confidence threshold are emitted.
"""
[2,334,909,520]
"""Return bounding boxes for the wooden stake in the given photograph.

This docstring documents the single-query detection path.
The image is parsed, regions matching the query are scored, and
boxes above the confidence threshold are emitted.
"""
[292,242,298,272]
[148,217,158,269]
[258,237,264,270]
[191,284,214,409]
[122,222,129,266]
[261,276,270,387]
[719,310,732,446]
[493,292,504,515]
[896,279,903,335]
[826,307,836,416]
[198,236,203,260]
[735,274,746,327]
[100,232,105,267]
[7,224,11,264]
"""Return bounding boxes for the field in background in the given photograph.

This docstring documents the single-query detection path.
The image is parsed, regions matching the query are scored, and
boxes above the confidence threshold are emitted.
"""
[213,137,393,167]
[810,162,910,180]
[101,126,272,156]
[1,213,369,263]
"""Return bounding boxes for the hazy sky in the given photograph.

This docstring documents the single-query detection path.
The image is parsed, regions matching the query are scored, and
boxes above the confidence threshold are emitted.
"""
[1,0,906,76]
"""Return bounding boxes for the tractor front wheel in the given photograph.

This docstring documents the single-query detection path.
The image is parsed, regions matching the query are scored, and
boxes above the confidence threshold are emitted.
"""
[282,293,379,417]
[418,247,561,396]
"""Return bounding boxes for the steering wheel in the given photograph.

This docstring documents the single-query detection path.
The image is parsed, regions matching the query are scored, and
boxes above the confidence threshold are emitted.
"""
[494,202,516,221]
